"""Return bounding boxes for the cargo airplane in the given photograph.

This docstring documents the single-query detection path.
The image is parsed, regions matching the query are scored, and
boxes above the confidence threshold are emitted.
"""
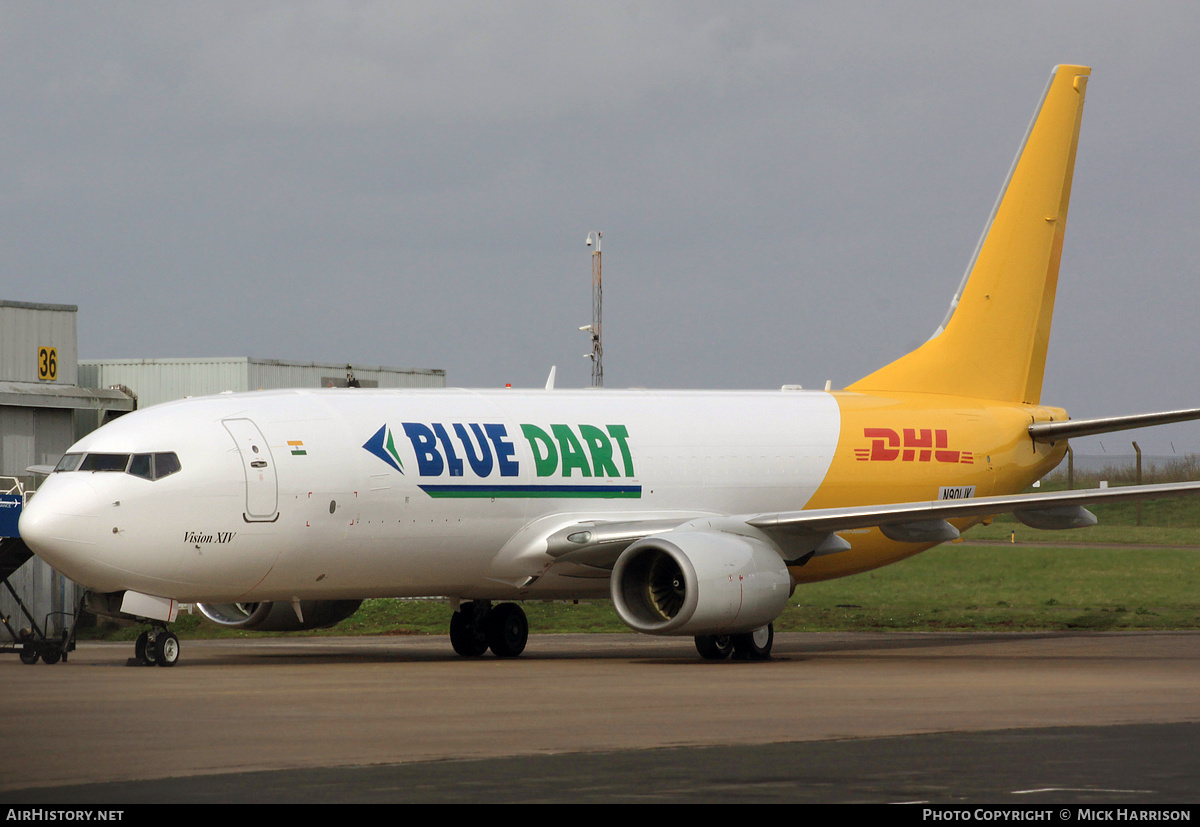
[18,65,1200,666]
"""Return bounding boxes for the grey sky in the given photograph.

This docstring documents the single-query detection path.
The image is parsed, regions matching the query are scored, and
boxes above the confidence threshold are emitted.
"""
[3,2,1199,455]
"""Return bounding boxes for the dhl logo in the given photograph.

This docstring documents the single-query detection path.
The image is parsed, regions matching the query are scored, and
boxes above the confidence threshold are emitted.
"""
[854,428,973,464]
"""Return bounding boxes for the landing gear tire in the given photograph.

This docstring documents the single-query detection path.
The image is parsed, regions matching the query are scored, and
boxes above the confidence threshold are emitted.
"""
[154,632,180,667]
[135,631,157,666]
[450,604,489,657]
[40,649,62,665]
[19,647,39,665]
[731,623,774,661]
[694,634,734,660]
[486,602,528,658]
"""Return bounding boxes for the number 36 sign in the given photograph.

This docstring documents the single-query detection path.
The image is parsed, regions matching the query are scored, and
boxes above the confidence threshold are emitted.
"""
[38,346,57,381]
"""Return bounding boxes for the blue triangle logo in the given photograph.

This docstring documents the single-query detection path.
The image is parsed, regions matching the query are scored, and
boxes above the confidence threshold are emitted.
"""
[363,425,404,473]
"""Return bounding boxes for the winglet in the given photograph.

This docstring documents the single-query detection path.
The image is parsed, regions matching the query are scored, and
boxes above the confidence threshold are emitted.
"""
[848,65,1090,404]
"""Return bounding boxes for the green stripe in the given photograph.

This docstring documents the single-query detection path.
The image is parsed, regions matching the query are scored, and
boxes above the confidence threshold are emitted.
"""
[420,484,641,499]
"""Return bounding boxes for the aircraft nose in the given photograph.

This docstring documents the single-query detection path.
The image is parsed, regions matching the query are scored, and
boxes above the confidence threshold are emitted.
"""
[18,476,107,586]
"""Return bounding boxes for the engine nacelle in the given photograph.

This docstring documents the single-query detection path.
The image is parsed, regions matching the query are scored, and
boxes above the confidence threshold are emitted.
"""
[610,530,791,636]
[197,600,362,631]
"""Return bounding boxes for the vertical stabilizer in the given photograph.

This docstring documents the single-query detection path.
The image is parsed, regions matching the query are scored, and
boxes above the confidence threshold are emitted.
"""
[848,65,1090,404]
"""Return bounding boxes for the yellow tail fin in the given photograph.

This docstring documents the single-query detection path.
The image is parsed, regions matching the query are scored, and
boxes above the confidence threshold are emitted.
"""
[848,65,1090,405]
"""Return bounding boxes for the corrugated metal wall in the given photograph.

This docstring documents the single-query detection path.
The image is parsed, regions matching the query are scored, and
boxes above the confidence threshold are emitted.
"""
[1,302,82,639]
[0,407,74,483]
[0,302,78,386]
[79,358,250,409]
[81,357,446,408]
[246,359,444,391]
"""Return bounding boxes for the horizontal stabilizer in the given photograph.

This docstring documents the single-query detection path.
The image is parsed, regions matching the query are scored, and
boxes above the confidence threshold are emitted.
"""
[1030,407,1200,443]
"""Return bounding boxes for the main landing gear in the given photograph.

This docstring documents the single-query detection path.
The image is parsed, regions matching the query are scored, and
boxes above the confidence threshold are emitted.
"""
[449,600,528,658]
[133,626,180,667]
[694,623,774,661]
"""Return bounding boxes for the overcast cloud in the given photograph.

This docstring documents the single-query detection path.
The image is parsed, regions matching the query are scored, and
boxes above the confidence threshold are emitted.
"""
[3,2,1199,455]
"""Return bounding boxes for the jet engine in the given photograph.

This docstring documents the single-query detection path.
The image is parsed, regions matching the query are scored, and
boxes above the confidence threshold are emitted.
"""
[610,530,791,636]
[197,600,362,631]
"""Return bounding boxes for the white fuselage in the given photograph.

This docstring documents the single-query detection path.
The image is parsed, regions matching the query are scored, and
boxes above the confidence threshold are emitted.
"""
[20,387,841,603]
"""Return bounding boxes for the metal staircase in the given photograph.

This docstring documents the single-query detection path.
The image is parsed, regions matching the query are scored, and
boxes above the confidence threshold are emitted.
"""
[1,478,80,665]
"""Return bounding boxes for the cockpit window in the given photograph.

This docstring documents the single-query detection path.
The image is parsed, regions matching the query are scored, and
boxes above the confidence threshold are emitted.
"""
[79,453,131,472]
[128,454,153,480]
[154,453,182,479]
[129,452,182,480]
[56,451,182,480]
[54,453,84,472]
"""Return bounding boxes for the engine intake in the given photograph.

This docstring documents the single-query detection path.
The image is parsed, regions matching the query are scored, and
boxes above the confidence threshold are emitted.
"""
[610,530,790,636]
[197,600,362,631]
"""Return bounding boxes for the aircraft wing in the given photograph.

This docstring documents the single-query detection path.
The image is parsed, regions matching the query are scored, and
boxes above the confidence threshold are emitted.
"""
[746,480,1200,536]
[547,481,1200,568]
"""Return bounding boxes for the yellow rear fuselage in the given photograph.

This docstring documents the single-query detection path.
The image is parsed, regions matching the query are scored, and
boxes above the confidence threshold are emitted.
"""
[795,391,1068,582]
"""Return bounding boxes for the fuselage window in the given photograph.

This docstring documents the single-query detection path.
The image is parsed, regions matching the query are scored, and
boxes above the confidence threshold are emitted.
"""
[79,453,131,472]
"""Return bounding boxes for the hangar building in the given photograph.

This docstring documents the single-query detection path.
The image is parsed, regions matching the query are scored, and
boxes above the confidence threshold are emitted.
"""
[0,301,134,640]
[3,302,446,651]
[78,357,445,422]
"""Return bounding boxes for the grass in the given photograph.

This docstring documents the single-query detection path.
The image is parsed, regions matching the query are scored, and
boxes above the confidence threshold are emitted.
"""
[966,520,1200,546]
[780,543,1200,631]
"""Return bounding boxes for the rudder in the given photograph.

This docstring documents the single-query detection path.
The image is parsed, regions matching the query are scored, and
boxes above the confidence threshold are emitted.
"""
[848,65,1090,404]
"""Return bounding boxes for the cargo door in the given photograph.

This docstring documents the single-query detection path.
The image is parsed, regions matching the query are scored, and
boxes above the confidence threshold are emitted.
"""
[223,418,279,522]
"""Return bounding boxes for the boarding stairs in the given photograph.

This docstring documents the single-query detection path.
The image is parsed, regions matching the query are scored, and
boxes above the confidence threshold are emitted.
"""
[0,477,81,665]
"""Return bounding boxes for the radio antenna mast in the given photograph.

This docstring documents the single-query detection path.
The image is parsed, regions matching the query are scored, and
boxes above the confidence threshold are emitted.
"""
[584,231,603,387]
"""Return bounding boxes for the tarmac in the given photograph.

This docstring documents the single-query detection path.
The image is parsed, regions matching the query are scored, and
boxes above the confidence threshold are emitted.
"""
[2,631,1199,803]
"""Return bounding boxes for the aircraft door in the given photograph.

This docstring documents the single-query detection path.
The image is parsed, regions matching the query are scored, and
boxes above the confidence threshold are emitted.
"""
[223,418,279,522]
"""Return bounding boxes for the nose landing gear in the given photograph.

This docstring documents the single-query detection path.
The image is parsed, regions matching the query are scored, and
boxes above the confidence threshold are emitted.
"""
[133,627,180,667]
